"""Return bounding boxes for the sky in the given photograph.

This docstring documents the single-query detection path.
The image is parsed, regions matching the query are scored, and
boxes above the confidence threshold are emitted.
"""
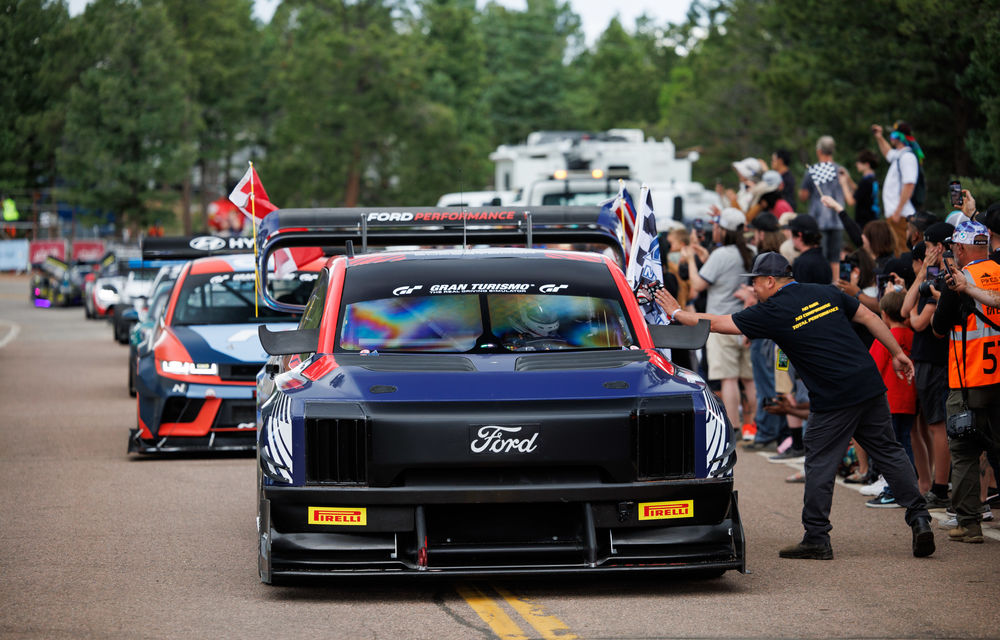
[67,0,693,45]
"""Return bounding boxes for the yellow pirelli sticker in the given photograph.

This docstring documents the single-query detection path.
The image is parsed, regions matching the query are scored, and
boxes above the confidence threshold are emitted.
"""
[308,506,367,526]
[638,500,694,520]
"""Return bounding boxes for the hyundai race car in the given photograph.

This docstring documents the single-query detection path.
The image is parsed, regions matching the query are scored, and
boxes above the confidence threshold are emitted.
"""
[251,207,745,581]
[130,251,321,453]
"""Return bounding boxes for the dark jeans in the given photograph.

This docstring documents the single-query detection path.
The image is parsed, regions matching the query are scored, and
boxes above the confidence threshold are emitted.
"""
[946,387,1000,527]
[892,413,915,465]
[802,394,928,545]
[751,338,785,444]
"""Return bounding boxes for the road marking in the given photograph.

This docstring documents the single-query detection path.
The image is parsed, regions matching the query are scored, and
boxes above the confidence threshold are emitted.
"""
[0,321,20,348]
[756,450,1000,541]
[455,583,530,640]
[494,585,578,640]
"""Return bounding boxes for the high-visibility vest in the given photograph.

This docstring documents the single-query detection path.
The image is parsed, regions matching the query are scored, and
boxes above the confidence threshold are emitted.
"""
[2,198,18,221]
[948,259,1000,388]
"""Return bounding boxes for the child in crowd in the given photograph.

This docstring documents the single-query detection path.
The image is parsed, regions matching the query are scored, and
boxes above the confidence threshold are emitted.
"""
[865,289,916,508]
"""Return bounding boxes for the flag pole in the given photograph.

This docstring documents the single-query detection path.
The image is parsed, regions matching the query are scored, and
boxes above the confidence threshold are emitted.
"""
[250,161,259,318]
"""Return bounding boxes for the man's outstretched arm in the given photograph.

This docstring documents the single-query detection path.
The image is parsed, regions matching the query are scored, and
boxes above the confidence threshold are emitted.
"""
[652,289,742,335]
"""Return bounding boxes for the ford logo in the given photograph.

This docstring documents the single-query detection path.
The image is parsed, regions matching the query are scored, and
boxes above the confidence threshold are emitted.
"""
[470,425,539,454]
[189,236,227,251]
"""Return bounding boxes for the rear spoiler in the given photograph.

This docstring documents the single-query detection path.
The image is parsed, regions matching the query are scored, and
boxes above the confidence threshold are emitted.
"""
[259,326,320,356]
[141,235,256,260]
[255,206,626,314]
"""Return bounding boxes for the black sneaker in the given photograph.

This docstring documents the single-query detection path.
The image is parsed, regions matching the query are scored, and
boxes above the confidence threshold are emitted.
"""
[768,447,805,463]
[921,491,950,511]
[866,490,901,508]
[778,541,833,560]
[911,518,935,557]
[743,440,778,452]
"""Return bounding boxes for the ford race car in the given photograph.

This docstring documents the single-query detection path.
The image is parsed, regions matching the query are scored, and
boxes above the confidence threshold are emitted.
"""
[252,207,744,581]
[130,252,321,453]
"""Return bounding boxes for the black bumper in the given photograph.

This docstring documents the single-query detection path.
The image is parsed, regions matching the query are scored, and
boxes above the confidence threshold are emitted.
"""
[258,479,746,581]
[127,428,256,454]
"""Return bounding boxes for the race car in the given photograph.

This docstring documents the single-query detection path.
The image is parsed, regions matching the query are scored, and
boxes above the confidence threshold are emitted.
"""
[127,263,183,396]
[130,252,321,453]
[252,207,744,582]
[31,256,94,307]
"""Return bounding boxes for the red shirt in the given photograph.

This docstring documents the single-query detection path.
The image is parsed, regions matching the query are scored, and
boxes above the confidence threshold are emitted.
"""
[869,326,915,414]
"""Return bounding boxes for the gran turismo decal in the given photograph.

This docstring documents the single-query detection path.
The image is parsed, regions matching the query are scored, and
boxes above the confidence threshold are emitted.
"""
[470,425,539,454]
[392,285,423,296]
[428,283,532,294]
[638,500,694,520]
[308,507,367,525]
[210,272,257,284]
[539,284,569,293]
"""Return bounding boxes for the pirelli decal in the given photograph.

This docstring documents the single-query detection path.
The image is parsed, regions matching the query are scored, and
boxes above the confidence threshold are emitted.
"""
[638,500,694,520]
[308,506,367,526]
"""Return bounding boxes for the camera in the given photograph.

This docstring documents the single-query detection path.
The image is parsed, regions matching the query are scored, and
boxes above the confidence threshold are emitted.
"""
[946,410,977,440]
[918,265,947,297]
[949,181,963,208]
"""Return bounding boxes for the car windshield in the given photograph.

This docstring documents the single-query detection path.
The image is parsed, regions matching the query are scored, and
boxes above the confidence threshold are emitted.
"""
[172,271,315,325]
[338,293,633,353]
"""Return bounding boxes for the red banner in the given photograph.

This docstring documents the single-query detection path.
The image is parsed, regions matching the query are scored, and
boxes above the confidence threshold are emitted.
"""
[72,240,106,262]
[29,240,67,265]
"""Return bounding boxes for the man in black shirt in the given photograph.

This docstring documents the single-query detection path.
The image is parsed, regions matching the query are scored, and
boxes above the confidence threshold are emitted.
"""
[654,252,934,560]
[788,214,833,284]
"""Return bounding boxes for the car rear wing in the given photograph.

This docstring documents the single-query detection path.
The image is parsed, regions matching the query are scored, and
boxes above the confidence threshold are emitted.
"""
[140,235,257,261]
[255,206,627,313]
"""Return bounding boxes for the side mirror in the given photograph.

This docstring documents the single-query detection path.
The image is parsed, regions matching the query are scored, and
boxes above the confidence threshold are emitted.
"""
[648,320,710,351]
[259,325,320,356]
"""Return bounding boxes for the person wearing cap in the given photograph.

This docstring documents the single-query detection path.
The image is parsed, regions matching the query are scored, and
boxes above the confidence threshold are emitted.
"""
[900,226,954,510]
[728,157,767,212]
[684,207,757,436]
[747,170,793,222]
[777,211,801,264]
[788,214,832,285]
[872,124,918,255]
[931,219,1000,543]
[653,251,934,560]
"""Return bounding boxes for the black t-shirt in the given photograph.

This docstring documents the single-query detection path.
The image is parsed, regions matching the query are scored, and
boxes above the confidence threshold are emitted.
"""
[793,247,832,284]
[911,296,948,365]
[780,170,796,205]
[854,174,879,228]
[732,282,887,411]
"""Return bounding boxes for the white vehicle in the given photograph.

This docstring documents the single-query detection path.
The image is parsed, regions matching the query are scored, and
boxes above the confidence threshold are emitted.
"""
[435,190,519,208]
[491,129,719,224]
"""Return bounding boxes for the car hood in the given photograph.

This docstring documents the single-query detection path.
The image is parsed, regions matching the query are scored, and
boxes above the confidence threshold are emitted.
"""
[172,323,298,364]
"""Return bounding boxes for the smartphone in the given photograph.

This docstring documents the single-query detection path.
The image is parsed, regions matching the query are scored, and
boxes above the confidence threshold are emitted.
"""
[839,261,853,280]
[949,181,963,208]
[926,265,940,278]
[876,273,892,300]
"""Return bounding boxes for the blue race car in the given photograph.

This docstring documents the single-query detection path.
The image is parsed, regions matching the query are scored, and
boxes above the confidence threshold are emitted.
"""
[251,207,744,582]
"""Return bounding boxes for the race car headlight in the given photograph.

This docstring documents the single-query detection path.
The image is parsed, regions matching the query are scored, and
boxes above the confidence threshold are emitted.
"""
[159,360,218,376]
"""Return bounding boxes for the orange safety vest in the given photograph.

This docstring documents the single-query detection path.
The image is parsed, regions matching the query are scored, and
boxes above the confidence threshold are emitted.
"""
[948,259,1000,388]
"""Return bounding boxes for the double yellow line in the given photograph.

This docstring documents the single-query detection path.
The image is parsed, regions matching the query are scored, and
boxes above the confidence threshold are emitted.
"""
[456,583,577,640]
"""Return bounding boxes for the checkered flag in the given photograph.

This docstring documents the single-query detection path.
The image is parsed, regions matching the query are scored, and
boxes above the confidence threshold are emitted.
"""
[626,185,670,327]
[807,162,838,186]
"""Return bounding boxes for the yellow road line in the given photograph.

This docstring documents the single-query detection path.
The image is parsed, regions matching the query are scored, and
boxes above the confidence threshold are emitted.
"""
[455,583,530,640]
[495,585,578,640]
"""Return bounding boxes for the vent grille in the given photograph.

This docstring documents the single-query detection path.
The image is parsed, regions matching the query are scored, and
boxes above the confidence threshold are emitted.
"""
[218,363,262,381]
[634,410,695,480]
[161,397,205,423]
[305,417,368,484]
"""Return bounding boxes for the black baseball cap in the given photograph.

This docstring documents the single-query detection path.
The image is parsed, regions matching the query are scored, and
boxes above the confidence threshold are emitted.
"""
[749,212,780,232]
[741,251,793,278]
[923,221,954,244]
[975,202,1000,235]
[908,211,938,233]
[787,214,819,234]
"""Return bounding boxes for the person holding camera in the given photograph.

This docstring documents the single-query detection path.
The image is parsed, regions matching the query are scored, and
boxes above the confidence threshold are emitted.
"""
[931,220,1000,543]
[653,252,934,560]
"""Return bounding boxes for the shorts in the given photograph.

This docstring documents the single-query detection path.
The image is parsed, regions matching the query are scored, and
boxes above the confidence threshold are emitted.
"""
[706,332,753,381]
[914,361,948,424]
[820,229,842,263]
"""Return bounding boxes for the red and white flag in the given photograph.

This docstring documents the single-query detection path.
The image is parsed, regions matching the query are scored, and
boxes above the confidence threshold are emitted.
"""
[229,164,278,220]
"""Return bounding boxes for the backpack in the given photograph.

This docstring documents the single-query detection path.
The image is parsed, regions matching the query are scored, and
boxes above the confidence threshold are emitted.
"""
[895,147,926,210]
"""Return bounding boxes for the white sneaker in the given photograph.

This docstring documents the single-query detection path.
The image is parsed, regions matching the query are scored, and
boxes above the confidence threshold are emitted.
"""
[860,476,887,496]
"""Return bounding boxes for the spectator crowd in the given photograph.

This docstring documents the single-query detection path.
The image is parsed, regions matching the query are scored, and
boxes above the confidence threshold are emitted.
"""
[656,121,1000,551]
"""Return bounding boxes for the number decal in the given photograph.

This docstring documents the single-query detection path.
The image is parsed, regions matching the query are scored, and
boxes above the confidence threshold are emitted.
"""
[984,340,998,375]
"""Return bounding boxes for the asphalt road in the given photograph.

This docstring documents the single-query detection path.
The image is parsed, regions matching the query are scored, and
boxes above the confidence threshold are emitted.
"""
[1,273,998,640]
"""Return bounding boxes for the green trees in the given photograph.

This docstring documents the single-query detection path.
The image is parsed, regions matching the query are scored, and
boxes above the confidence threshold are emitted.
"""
[3,0,999,231]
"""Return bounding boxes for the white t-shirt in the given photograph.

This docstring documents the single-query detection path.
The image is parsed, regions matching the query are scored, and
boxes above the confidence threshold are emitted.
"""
[699,244,755,315]
[883,147,919,218]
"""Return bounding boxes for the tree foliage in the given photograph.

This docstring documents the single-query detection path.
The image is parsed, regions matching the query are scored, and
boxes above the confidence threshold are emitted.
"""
[2,0,1000,231]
